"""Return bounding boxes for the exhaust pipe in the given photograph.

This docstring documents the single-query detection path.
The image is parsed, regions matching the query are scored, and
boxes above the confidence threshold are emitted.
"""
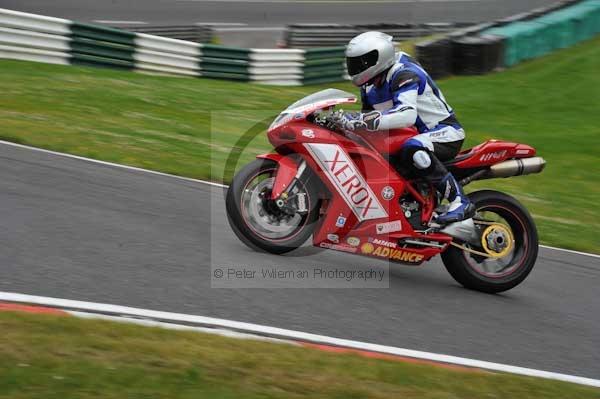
[487,157,546,178]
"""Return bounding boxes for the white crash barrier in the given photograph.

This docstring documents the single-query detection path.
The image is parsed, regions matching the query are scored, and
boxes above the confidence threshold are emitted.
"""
[134,33,202,57]
[249,66,303,75]
[0,7,346,85]
[0,8,70,35]
[248,51,306,85]
[135,63,200,77]
[0,27,69,52]
[249,48,305,62]
[0,44,69,65]
[134,48,200,72]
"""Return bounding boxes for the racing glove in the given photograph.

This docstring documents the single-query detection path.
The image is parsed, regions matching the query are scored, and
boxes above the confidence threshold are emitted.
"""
[339,111,382,132]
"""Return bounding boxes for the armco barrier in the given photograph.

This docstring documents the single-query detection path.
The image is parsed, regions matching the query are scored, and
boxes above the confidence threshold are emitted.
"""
[69,23,136,69]
[0,8,345,86]
[283,23,472,48]
[0,9,70,64]
[0,8,70,35]
[249,49,304,85]
[111,25,213,44]
[200,44,251,60]
[0,44,69,65]
[0,26,69,52]
[3,3,598,83]
[133,33,202,76]
[302,47,346,84]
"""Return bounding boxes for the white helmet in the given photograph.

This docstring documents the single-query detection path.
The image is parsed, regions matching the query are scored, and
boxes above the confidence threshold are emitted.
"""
[345,31,396,87]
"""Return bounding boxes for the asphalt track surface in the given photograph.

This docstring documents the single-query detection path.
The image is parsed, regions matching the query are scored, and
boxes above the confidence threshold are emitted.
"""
[2,0,558,26]
[1,0,559,46]
[1,142,599,379]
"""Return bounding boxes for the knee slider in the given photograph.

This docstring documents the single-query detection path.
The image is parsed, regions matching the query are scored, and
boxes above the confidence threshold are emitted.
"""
[412,150,432,170]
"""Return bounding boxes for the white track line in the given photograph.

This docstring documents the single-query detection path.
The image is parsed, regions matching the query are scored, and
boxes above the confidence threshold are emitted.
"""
[215,27,284,32]
[538,245,600,260]
[1,292,598,388]
[93,20,148,25]
[68,311,298,345]
[178,0,480,3]
[0,140,228,188]
[195,22,248,26]
[1,139,598,259]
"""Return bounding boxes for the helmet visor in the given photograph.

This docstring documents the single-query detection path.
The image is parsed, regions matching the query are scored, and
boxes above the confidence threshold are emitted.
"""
[346,49,379,77]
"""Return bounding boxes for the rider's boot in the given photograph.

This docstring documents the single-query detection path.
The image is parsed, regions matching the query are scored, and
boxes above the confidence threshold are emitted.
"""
[406,147,475,225]
[434,172,475,224]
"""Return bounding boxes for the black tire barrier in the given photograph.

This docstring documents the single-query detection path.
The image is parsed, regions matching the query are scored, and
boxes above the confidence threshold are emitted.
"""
[415,0,596,77]
[451,35,505,75]
[415,38,453,79]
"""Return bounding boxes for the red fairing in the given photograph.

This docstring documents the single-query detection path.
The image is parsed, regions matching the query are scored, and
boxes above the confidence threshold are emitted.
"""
[263,120,442,265]
[257,112,540,266]
[256,153,284,162]
[256,153,299,199]
[451,140,537,169]
[358,127,419,155]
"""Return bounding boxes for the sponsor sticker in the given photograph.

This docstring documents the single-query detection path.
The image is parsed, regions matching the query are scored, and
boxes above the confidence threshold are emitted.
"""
[301,129,315,138]
[319,242,357,253]
[305,143,388,221]
[479,150,507,162]
[361,243,374,254]
[361,243,423,263]
[368,237,397,248]
[346,237,360,247]
[381,186,395,201]
[335,215,347,228]
[327,233,339,243]
[376,220,402,234]
[373,246,424,263]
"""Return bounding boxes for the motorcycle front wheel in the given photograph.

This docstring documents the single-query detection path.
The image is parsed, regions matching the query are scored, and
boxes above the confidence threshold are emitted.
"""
[441,190,539,293]
[226,158,320,254]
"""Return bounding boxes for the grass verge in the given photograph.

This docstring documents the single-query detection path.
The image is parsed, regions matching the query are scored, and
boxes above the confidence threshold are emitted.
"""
[1,310,599,398]
[0,37,599,252]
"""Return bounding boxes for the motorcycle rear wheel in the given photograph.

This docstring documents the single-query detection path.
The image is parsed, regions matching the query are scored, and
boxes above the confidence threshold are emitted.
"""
[441,190,538,293]
[226,158,320,254]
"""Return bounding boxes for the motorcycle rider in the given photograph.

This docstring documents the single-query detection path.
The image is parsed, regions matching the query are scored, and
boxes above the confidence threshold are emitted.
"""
[341,31,474,224]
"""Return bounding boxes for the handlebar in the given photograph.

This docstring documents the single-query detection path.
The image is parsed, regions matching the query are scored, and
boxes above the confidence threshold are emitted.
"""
[314,110,370,147]
[315,110,345,132]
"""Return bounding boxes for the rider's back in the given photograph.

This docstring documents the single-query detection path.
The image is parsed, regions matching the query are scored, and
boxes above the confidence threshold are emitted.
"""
[361,52,458,134]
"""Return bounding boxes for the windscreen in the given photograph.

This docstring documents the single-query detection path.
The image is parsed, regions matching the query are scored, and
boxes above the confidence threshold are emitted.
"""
[285,88,356,111]
[269,88,356,131]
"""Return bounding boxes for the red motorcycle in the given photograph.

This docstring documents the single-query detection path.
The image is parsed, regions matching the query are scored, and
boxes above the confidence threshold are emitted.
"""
[226,89,546,293]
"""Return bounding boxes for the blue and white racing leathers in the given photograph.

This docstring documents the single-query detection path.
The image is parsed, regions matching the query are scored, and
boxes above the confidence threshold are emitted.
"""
[358,52,473,223]
[360,51,465,160]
